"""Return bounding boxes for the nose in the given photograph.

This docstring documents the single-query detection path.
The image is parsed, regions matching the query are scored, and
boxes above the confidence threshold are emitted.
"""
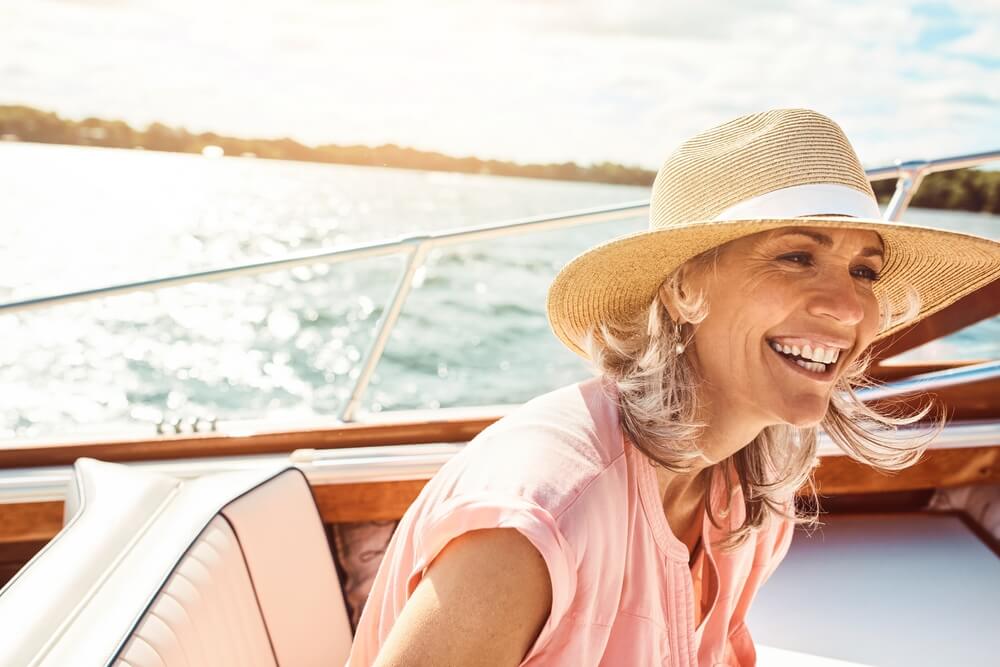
[806,270,866,326]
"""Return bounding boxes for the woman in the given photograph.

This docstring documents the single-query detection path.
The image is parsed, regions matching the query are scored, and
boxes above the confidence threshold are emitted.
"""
[346,109,1000,666]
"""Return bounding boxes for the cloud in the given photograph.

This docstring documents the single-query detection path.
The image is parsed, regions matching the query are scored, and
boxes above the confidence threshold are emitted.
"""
[0,0,997,169]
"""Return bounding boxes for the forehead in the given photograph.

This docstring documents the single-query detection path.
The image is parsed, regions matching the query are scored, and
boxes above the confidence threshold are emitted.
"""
[757,225,884,257]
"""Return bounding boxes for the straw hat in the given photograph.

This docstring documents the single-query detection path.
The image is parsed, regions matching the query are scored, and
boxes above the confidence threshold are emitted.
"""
[546,108,1000,360]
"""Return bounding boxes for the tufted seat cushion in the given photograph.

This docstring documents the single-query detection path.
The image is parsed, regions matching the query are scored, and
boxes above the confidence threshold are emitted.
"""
[114,515,278,667]
[0,458,353,667]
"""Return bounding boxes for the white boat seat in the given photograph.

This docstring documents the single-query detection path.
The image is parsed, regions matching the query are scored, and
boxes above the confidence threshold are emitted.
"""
[0,458,353,667]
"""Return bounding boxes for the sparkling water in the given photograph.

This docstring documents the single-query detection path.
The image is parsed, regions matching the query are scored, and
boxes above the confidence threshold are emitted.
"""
[1,142,996,441]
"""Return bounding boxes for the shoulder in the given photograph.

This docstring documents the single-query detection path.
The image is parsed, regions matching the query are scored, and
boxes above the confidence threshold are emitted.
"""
[420,375,626,519]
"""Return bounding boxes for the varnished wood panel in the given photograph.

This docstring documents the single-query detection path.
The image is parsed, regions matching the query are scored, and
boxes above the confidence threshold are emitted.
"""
[0,416,500,469]
[0,539,50,589]
[0,359,995,469]
[2,445,997,548]
[871,277,1000,363]
[809,446,1000,496]
[0,502,63,545]
[311,480,427,523]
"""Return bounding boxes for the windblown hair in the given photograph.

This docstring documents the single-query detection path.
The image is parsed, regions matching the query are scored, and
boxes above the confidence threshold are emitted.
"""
[582,243,946,553]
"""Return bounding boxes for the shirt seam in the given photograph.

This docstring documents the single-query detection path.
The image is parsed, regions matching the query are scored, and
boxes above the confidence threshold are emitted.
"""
[613,609,669,634]
[551,448,627,523]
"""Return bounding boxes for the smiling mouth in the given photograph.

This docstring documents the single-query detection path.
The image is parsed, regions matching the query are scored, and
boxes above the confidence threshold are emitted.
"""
[766,339,840,381]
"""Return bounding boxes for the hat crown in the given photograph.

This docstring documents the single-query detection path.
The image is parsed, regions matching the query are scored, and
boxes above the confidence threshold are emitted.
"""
[650,109,876,229]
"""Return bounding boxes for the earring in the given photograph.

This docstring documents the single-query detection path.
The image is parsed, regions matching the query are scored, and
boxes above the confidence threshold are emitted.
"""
[674,321,686,355]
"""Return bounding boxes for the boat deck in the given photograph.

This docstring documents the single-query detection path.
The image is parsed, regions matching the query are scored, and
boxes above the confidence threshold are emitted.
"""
[750,511,1000,666]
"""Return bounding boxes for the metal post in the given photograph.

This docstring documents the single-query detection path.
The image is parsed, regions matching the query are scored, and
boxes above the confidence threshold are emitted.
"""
[883,160,928,221]
[340,239,430,422]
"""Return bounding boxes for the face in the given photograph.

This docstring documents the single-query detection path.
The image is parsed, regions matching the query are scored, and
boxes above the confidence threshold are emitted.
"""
[660,225,885,431]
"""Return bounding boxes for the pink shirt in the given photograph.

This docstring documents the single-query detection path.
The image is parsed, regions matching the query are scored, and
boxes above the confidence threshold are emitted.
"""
[347,375,794,666]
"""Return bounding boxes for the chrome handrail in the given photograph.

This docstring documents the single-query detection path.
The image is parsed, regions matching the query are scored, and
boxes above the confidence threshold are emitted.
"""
[865,149,1000,221]
[0,202,648,315]
[855,360,1000,401]
[1,150,997,422]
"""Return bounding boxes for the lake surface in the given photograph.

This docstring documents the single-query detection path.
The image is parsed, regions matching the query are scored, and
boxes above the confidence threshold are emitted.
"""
[1,142,997,441]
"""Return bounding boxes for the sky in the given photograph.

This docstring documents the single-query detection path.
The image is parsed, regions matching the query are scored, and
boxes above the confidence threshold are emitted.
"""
[1,0,998,170]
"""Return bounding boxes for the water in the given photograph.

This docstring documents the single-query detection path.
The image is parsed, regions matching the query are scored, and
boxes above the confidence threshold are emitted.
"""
[1,142,997,441]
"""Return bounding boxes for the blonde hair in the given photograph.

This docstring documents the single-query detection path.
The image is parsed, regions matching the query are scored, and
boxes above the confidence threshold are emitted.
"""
[582,243,945,552]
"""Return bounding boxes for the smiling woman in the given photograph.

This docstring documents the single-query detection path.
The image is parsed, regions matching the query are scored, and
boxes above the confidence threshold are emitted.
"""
[348,109,1000,667]
[585,223,933,555]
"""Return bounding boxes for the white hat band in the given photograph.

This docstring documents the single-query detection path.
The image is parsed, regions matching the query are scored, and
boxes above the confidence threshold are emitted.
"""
[713,183,882,221]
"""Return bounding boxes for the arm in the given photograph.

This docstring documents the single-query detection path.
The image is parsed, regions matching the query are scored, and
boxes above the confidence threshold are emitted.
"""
[372,527,553,667]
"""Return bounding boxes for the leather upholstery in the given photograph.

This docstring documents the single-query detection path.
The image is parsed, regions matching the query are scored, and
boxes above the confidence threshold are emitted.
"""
[0,458,353,666]
[222,469,353,664]
[113,515,277,667]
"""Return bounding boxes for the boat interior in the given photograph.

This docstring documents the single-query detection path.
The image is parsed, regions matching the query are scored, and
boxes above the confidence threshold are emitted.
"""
[0,151,998,666]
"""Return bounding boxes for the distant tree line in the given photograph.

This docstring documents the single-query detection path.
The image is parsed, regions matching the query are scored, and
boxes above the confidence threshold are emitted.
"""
[2,105,998,213]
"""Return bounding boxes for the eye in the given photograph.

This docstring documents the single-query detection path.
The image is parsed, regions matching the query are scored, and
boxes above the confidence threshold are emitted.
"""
[778,252,813,266]
[853,265,881,282]
[778,253,881,282]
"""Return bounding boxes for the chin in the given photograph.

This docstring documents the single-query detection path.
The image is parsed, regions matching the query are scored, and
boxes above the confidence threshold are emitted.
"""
[783,414,825,429]
[777,404,829,428]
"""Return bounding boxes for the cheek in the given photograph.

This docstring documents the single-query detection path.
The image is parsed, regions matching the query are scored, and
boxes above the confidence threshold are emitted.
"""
[691,270,795,367]
[840,293,881,369]
[861,292,882,339]
[692,302,770,368]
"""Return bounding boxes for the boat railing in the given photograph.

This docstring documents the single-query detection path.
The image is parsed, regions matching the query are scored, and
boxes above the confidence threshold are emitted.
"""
[855,360,1000,401]
[2,418,997,504]
[1,150,998,423]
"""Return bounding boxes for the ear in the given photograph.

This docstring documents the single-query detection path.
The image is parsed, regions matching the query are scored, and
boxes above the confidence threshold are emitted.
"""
[657,281,683,324]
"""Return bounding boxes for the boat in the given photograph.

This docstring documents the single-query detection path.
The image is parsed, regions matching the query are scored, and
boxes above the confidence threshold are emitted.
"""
[0,150,998,666]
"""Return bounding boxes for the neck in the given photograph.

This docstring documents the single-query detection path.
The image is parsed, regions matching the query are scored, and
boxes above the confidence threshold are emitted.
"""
[691,392,765,471]
[654,396,760,514]
[656,464,712,511]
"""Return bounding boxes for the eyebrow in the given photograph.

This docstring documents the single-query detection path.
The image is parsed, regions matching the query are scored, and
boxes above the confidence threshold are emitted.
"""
[772,229,885,260]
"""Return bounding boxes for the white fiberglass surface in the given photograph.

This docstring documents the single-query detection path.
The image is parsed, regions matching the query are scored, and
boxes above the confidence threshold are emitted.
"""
[747,512,1000,667]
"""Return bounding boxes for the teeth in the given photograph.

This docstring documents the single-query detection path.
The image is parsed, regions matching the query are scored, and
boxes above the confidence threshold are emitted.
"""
[794,359,827,373]
[770,340,841,365]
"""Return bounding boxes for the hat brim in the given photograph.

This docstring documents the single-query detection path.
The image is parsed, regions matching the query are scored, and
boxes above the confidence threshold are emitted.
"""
[546,216,1000,360]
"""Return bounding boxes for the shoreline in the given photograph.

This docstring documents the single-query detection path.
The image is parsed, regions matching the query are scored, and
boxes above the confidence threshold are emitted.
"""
[2,104,999,213]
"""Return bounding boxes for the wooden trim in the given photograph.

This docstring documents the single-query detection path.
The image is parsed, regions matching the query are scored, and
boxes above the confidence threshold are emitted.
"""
[808,445,1000,496]
[0,502,64,545]
[804,489,936,514]
[311,480,427,523]
[953,510,1000,559]
[871,277,1000,363]
[0,416,500,469]
[0,539,50,589]
[3,445,997,547]
[0,358,995,469]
